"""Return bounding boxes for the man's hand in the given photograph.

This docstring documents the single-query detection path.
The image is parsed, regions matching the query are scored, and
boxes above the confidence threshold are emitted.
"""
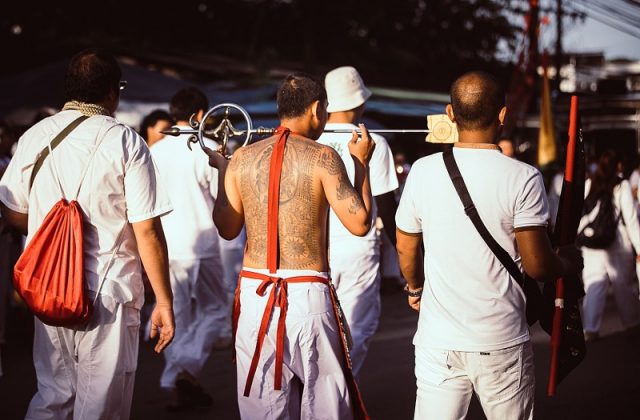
[408,295,421,312]
[149,302,175,353]
[557,244,584,277]
[203,145,229,170]
[348,123,375,165]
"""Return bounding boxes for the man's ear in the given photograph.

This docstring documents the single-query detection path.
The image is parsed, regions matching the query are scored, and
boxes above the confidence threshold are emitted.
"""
[445,104,455,122]
[310,100,320,118]
[498,106,507,125]
[196,109,205,123]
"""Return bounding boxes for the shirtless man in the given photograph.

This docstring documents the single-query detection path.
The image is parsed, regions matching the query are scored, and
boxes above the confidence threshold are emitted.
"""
[205,73,373,419]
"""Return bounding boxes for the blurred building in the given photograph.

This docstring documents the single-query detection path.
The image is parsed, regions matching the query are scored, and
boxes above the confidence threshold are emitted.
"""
[513,53,640,170]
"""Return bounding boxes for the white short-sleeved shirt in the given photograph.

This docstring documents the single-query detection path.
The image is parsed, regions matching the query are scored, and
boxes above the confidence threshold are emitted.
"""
[150,128,221,260]
[317,123,399,244]
[396,145,549,351]
[0,110,172,309]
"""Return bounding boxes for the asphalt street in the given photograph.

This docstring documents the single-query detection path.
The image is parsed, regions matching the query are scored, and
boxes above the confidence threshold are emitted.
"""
[1,290,639,419]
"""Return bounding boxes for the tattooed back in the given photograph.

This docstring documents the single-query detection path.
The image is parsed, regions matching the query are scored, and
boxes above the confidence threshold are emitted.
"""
[229,134,358,271]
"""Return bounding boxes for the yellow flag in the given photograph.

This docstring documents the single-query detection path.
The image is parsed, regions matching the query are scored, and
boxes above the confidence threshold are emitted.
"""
[538,62,557,167]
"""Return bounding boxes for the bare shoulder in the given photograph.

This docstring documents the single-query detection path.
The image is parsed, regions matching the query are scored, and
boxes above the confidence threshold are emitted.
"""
[228,137,272,172]
[314,143,346,175]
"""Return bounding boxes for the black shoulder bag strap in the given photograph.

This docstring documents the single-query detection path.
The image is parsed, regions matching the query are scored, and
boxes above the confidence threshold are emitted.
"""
[29,115,89,191]
[442,147,524,288]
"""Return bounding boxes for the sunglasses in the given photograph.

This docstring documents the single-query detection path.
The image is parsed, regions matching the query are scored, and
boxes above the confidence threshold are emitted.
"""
[119,80,128,91]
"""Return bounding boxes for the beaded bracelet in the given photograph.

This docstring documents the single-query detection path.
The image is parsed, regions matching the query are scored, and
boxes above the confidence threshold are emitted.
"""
[403,284,423,298]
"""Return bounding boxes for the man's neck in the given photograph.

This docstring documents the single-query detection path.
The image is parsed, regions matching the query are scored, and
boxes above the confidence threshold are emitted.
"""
[175,120,190,127]
[279,117,313,138]
[327,111,357,125]
[457,127,499,145]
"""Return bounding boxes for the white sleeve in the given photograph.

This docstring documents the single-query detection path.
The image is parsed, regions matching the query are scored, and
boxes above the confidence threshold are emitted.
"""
[208,167,219,200]
[395,166,422,233]
[514,170,549,229]
[203,138,219,200]
[618,180,640,254]
[629,170,640,190]
[0,139,30,213]
[123,129,173,223]
[369,135,399,197]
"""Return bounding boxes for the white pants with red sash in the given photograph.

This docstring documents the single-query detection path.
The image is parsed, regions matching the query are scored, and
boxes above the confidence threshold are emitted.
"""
[235,268,363,420]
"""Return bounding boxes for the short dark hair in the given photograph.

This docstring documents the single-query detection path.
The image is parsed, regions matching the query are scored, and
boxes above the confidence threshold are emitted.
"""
[170,87,209,122]
[64,48,122,103]
[277,73,326,120]
[450,71,505,131]
[139,109,172,141]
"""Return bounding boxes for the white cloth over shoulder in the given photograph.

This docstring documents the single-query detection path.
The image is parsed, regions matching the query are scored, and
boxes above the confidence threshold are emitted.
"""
[0,110,172,309]
[396,146,548,352]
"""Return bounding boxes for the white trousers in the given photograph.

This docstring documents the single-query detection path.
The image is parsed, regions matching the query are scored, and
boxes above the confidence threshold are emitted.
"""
[161,256,227,388]
[26,294,140,420]
[414,342,535,420]
[582,248,640,333]
[236,270,354,420]
[329,240,380,377]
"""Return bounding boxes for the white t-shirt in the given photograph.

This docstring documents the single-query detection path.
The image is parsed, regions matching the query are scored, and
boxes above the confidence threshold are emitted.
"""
[317,123,398,244]
[150,128,220,260]
[395,145,549,351]
[0,110,172,309]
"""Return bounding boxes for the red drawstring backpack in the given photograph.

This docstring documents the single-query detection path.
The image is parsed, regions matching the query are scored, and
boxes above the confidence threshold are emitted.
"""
[13,115,102,326]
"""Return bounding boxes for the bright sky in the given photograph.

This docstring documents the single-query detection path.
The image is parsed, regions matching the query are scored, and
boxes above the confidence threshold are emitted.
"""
[559,17,640,60]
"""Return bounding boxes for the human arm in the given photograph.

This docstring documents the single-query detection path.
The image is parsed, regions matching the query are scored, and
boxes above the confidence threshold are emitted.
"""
[375,191,398,247]
[0,202,27,235]
[320,124,375,236]
[515,226,583,281]
[203,146,245,240]
[396,228,424,311]
[131,217,175,353]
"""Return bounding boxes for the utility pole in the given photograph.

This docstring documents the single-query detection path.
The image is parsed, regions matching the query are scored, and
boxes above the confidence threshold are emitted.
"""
[527,0,540,113]
[555,0,563,93]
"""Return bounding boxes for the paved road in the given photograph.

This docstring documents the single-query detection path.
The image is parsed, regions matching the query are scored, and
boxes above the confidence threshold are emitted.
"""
[2,290,639,419]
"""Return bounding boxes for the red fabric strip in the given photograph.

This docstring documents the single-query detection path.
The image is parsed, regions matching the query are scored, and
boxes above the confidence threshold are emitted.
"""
[266,128,289,273]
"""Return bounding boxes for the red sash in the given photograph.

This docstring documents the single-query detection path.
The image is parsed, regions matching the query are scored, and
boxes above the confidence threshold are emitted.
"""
[232,127,369,419]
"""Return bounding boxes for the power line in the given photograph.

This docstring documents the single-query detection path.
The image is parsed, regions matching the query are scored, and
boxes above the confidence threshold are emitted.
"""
[569,0,640,39]
[581,0,640,27]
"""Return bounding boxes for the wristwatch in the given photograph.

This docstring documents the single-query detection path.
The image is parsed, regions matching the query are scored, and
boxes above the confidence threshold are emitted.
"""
[403,284,423,298]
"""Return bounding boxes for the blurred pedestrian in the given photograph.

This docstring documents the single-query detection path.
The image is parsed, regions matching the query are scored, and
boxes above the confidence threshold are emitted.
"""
[0,119,20,378]
[578,150,640,342]
[317,66,399,375]
[0,48,175,419]
[396,71,583,419]
[497,138,516,158]
[150,87,227,411]
[139,109,172,147]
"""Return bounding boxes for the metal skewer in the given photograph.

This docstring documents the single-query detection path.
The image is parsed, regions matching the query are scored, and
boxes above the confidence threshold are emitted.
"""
[161,103,457,155]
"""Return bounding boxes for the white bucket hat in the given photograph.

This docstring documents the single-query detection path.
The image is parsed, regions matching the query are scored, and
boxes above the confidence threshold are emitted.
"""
[325,66,372,113]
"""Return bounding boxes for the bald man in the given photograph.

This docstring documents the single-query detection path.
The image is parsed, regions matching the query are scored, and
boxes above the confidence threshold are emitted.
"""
[395,71,582,419]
